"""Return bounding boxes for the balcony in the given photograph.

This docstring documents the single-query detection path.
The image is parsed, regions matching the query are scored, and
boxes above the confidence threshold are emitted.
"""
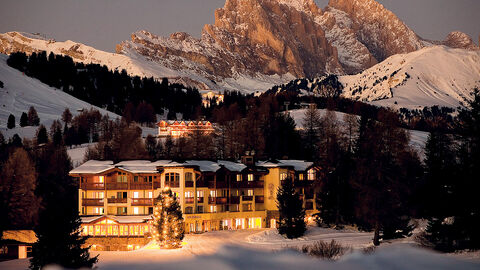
[197,197,204,203]
[185,197,194,204]
[242,196,253,201]
[130,183,153,190]
[255,196,264,203]
[80,183,105,190]
[107,198,127,204]
[153,182,161,189]
[208,197,215,204]
[208,181,228,189]
[196,181,208,188]
[185,181,194,188]
[230,196,240,204]
[216,197,228,204]
[164,182,180,188]
[131,198,154,206]
[82,198,104,206]
[106,183,128,190]
[232,181,264,189]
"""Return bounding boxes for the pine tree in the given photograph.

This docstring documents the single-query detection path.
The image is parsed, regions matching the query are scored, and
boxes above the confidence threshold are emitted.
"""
[7,114,15,129]
[302,104,322,161]
[28,106,40,126]
[277,178,306,239]
[36,125,48,145]
[30,143,97,269]
[61,108,73,126]
[150,188,185,249]
[20,112,29,127]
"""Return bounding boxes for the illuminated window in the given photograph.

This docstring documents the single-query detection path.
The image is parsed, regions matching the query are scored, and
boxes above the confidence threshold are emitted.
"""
[298,174,304,181]
[133,207,139,215]
[237,174,242,181]
[210,190,217,198]
[89,226,94,236]
[197,190,204,198]
[95,207,104,214]
[98,176,104,183]
[148,191,153,198]
[210,205,217,213]
[107,225,113,235]
[113,225,118,236]
[247,174,254,181]
[95,226,100,236]
[307,169,315,181]
[165,173,180,187]
[82,226,88,236]
[280,173,288,181]
[247,189,254,196]
[133,192,139,199]
[185,191,194,198]
[134,225,139,235]
[185,172,193,182]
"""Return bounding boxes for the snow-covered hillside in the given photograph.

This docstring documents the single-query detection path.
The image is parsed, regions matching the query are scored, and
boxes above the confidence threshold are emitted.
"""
[340,46,480,109]
[0,54,119,138]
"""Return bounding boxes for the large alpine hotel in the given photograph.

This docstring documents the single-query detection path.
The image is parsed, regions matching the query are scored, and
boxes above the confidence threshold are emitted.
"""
[70,155,320,251]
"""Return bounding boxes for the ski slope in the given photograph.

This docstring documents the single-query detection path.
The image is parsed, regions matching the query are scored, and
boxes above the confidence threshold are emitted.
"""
[0,53,119,138]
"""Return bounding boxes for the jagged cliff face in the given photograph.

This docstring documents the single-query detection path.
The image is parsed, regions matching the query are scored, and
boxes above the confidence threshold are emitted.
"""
[327,0,424,61]
[118,0,343,79]
[1,0,478,93]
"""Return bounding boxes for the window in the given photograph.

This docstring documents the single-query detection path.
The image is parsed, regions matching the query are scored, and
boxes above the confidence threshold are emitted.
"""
[280,173,288,181]
[94,192,104,199]
[247,174,254,181]
[98,176,104,183]
[210,190,217,198]
[247,189,254,196]
[133,192,139,199]
[133,207,139,215]
[95,207,104,214]
[185,191,194,198]
[236,174,242,182]
[117,173,127,183]
[148,176,153,183]
[307,169,315,181]
[165,173,180,187]
[148,191,153,199]
[197,190,204,198]
[148,207,154,215]
[197,205,204,213]
[243,203,252,211]
[185,172,193,182]
[210,205,217,213]
[117,192,127,199]
[134,176,138,182]
[298,174,304,181]
[117,207,127,215]
[185,207,193,214]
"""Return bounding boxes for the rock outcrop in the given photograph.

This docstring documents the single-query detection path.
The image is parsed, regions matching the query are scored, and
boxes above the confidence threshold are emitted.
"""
[442,31,479,50]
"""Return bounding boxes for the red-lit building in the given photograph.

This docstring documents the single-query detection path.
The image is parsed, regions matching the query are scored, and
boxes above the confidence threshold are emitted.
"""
[157,120,215,137]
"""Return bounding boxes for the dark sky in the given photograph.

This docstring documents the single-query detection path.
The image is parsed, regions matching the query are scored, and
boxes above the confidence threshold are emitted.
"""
[0,0,478,52]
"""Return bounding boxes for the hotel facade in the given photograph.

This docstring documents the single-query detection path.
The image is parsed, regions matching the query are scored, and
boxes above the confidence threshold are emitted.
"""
[70,157,319,251]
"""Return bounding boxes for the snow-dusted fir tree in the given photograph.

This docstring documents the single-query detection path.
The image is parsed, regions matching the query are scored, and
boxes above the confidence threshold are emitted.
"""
[151,188,185,248]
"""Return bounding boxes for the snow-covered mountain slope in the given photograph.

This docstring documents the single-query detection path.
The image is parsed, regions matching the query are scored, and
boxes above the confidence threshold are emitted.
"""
[0,54,119,138]
[340,46,480,109]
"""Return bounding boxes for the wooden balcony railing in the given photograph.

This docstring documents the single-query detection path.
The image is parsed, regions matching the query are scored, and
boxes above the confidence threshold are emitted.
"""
[230,196,240,204]
[185,197,194,204]
[82,198,104,206]
[107,198,127,204]
[80,183,105,190]
[255,196,264,203]
[131,198,154,206]
[208,181,228,189]
[164,182,180,188]
[106,183,128,190]
[242,196,253,201]
[185,181,194,188]
[232,181,264,189]
[130,183,153,190]
[216,197,228,204]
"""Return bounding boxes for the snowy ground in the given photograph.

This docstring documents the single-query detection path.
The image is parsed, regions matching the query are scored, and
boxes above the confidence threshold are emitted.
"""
[2,226,479,270]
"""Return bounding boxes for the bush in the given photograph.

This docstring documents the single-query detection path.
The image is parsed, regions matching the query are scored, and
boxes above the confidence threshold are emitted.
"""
[300,240,351,260]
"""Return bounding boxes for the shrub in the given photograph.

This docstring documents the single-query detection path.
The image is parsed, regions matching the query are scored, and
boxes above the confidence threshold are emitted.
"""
[300,240,351,260]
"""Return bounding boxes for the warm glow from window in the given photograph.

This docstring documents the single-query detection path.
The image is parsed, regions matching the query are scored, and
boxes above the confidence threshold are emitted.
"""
[197,190,204,198]
[148,191,153,198]
[247,174,254,181]
[237,174,242,181]
[98,176,104,183]
[308,169,315,181]
[247,189,254,196]
[280,173,287,181]
[185,191,194,198]
[299,174,304,181]
[133,192,139,199]
[134,207,139,215]
[210,190,217,197]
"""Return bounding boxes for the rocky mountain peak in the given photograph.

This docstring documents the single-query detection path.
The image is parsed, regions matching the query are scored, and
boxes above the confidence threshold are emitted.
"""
[443,31,479,50]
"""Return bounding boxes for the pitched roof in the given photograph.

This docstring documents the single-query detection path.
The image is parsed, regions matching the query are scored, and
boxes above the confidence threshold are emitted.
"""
[1,230,37,244]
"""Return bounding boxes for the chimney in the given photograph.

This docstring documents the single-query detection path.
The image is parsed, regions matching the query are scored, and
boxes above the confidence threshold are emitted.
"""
[241,150,255,166]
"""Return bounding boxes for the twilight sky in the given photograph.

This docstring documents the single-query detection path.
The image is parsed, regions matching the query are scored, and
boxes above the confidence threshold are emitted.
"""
[0,0,478,52]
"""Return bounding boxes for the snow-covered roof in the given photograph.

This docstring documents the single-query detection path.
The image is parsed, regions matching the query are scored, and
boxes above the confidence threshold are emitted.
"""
[69,160,115,174]
[218,160,247,172]
[257,160,313,171]
[71,159,314,174]
[184,160,221,172]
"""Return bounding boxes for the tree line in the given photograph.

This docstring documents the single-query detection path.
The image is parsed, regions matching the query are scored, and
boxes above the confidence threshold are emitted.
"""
[7,51,202,123]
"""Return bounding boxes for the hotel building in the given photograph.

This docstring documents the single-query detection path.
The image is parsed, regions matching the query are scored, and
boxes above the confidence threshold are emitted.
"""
[69,157,319,251]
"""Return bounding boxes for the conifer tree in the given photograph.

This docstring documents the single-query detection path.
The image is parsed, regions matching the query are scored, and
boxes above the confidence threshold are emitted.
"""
[28,106,40,126]
[36,125,48,145]
[20,112,29,127]
[276,178,306,239]
[150,188,185,249]
[30,143,97,269]
[7,114,15,129]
